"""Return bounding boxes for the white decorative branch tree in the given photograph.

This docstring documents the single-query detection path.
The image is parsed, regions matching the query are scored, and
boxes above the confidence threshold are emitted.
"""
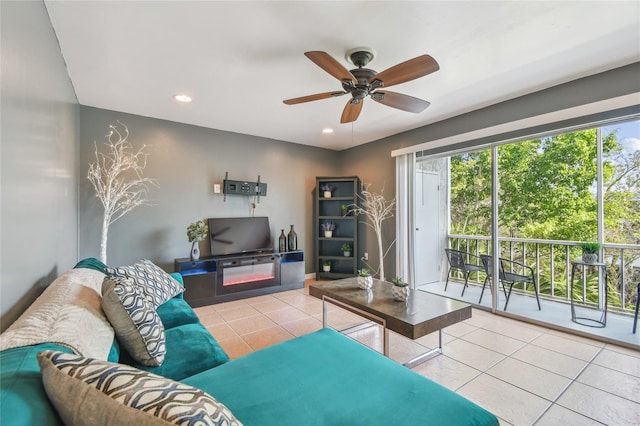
[87,122,157,263]
[350,183,396,281]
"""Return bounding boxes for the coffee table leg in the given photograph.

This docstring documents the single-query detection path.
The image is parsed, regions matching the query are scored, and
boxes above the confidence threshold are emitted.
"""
[384,327,389,357]
[403,329,443,369]
[322,298,328,328]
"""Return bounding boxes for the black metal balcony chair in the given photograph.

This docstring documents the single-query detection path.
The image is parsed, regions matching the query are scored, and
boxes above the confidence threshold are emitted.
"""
[633,282,639,334]
[444,249,484,296]
[479,255,541,311]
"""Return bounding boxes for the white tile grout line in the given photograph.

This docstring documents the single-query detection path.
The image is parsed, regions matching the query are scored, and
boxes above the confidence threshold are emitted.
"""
[531,345,605,425]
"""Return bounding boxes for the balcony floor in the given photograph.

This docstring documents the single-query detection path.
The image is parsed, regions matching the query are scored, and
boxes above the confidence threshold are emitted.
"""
[418,280,639,350]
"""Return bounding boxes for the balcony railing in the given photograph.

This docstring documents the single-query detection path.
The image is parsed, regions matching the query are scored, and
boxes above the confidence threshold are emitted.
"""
[448,234,640,315]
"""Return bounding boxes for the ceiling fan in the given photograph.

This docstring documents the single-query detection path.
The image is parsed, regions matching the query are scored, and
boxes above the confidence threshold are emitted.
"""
[283,48,440,123]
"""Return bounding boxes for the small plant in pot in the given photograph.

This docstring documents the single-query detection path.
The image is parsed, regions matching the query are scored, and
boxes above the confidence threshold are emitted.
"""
[321,222,336,238]
[580,242,601,264]
[320,184,335,198]
[357,268,373,290]
[341,243,352,257]
[187,220,208,261]
[391,277,410,302]
[341,204,349,216]
[322,260,331,272]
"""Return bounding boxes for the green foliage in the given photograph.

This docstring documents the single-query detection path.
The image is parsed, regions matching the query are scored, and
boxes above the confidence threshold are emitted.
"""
[358,268,370,277]
[341,243,352,251]
[391,277,408,287]
[580,242,601,253]
[187,220,208,242]
[450,127,639,243]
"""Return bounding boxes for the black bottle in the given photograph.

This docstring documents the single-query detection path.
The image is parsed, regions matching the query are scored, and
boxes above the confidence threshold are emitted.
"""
[279,229,287,252]
[287,225,297,251]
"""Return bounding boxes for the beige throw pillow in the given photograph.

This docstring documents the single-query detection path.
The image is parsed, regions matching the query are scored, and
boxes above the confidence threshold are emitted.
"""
[37,350,243,426]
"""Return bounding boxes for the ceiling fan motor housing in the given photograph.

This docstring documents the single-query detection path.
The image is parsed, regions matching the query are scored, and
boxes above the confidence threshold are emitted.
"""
[342,67,378,100]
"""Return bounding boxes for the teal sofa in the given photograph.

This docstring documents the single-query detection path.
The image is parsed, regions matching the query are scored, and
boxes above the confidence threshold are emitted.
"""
[0,259,498,426]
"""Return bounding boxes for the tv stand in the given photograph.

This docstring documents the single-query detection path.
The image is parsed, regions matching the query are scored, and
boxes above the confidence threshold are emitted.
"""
[175,251,304,307]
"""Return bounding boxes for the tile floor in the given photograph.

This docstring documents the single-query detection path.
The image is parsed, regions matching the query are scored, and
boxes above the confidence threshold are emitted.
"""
[193,281,640,426]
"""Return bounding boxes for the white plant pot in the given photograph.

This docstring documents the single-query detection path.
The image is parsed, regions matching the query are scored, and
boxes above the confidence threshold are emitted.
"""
[357,275,373,290]
[392,285,410,302]
[324,230,333,238]
[324,191,332,198]
[322,265,331,272]
[343,251,351,257]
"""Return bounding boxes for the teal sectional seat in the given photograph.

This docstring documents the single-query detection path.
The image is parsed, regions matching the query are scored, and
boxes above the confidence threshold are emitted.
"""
[0,258,498,425]
[184,328,498,426]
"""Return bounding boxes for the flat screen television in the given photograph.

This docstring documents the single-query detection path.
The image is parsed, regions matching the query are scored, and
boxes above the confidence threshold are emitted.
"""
[208,216,272,257]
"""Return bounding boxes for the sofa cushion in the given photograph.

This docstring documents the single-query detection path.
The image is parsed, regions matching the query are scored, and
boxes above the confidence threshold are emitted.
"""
[0,343,71,426]
[37,350,243,426]
[102,276,166,366]
[73,257,108,272]
[120,323,229,381]
[0,268,114,360]
[183,328,499,426]
[156,297,200,329]
[106,259,183,308]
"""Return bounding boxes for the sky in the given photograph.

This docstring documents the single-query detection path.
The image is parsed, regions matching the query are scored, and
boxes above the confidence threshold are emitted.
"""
[602,118,640,153]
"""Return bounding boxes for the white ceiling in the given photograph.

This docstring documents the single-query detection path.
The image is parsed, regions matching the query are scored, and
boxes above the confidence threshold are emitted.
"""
[44,1,640,151]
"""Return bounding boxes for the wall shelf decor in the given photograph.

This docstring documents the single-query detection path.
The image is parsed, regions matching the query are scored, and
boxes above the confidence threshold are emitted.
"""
[315,176,361,280]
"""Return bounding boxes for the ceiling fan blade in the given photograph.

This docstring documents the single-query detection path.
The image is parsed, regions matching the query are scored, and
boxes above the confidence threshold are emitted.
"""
[305,51,357,84]
[283,91,346,105]
[371,91,430,113]
[340,99,363,123]
[371,55,439,88]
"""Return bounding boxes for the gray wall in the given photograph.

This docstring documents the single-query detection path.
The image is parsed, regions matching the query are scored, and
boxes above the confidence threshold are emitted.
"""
[1,1,80,331]
[79,107,339,272]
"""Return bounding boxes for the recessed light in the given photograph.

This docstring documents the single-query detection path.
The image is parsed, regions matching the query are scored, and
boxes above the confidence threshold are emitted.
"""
[173,94,192,103]
[322,128,334,134]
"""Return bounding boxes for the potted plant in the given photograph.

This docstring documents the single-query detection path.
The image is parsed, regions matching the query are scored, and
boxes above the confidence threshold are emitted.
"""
[322,260,331,272]
[357,269,373,290]
[341,243,352,257]
[391,277,410,302]
[321,222,336,238]
[320,184,335,198]
[341,204,349,216]
[580,242,601,264]
[187,220,208,261]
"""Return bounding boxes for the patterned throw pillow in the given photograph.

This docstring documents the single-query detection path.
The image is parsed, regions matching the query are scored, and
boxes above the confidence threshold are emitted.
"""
[102,276,166,366]
[37,350,243,426]
[106,259,183,308]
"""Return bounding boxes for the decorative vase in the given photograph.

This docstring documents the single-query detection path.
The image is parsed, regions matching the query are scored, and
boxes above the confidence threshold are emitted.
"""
[190,241,200,261]
[324,191,332,198]
[287,225,297,251]
[582,252,598,264]
[357,275,373,290]
[324,230,333,238]
[279,229,287,252]
[392,285,410,302]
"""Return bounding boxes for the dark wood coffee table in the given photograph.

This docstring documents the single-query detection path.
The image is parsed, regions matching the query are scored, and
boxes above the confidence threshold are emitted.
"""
[309,277,471,367]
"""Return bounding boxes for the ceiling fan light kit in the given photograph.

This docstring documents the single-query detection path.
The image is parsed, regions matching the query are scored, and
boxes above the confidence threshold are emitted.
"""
[284,48,439,123]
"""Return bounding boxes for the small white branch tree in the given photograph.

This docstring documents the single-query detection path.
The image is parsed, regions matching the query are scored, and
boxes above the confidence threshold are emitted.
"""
[87,122,157,263]
[350,183,396,281]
